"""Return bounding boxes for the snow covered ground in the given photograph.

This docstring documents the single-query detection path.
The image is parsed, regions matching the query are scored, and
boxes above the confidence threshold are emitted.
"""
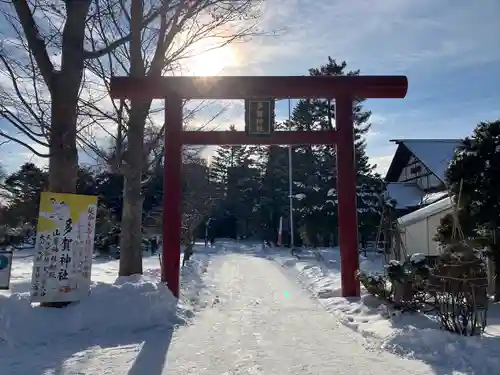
[269,246,500,374]
[0,241,496,374]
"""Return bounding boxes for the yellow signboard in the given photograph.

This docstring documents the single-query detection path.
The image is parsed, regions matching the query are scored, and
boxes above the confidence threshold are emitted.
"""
[31,192,98,303]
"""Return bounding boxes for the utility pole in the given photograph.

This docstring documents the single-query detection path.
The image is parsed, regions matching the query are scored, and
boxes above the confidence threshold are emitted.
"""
[287,98,295,249]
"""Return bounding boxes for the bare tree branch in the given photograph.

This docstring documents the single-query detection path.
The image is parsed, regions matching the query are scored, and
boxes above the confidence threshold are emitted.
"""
[0,130,49,157]
[11,0,55,92]
[83,0,176,59]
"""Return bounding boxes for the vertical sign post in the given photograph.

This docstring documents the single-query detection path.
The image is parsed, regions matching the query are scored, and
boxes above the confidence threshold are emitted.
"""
[277,216,283,247]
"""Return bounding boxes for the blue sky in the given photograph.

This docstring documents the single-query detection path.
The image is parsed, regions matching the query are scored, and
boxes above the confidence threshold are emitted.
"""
[0,0,499,175]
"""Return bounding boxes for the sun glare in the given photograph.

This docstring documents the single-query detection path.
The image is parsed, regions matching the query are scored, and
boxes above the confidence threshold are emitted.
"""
[187,45,239,76]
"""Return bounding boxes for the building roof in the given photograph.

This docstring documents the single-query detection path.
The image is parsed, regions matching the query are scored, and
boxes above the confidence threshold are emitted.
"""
[385,139,462,183]
[397,196,454,227]
[385,183,424,209]
[385,183,450,210]
[421,191,449,205]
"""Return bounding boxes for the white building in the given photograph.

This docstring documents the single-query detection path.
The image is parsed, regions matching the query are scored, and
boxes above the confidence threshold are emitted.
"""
[385,139,462,258]
[397,196,454,257]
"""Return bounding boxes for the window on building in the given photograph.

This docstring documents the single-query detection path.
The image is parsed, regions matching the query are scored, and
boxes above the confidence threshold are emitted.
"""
[410,165,422,174]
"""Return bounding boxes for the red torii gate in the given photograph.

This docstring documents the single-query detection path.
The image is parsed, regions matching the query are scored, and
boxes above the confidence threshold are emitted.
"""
[109,75,408,298]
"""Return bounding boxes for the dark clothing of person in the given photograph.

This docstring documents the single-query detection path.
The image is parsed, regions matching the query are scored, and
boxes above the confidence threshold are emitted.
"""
[150,237,158,254]
[205,218,215,247]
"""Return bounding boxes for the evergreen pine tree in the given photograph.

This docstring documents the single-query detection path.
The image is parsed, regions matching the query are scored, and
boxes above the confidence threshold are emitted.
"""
[210,59,384,244]
[443,119,500,300]
[288,57,379,245]
[209,125,248,185]
[208,125,258,235]
[259,143,290,240]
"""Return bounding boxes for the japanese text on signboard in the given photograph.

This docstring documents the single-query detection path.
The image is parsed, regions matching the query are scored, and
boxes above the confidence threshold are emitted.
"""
[30,193,97,303]
[245,99,274,135]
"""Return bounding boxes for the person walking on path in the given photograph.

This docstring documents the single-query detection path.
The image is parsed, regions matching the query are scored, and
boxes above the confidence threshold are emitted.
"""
[205,218,216,247]
[205,218,211,247]
[150,236,158,255]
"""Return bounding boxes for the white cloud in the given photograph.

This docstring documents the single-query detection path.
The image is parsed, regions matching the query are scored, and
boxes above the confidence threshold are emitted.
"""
[364,113,387,140]
[233,0,500,74]
[370,155,393,176]
[370,114,386,126]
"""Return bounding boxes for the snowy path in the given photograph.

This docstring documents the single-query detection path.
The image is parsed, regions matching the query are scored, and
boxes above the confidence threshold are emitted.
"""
[4,250,436,374]
[163,252,434,374]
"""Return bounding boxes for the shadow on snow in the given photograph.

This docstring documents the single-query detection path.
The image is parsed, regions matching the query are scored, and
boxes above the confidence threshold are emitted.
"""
[0,244,222,375]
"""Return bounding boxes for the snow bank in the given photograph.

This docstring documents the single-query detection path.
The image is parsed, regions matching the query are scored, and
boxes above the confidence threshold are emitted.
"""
[271,247,500,374]
[0,276,181,347]
[0,251,211,348]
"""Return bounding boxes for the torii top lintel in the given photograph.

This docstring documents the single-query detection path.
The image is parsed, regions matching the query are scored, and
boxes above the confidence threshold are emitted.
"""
[109,75,408,100]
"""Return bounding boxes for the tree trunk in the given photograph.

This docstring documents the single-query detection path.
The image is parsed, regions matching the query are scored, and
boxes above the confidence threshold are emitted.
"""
[118,0,148,276]
[45,1,91,307]
[48,77,79,192]
[119,168,144,276]
[48,0,89,191]
[494,263,500,302]
[118,102,150,276]
[486,256,495,296]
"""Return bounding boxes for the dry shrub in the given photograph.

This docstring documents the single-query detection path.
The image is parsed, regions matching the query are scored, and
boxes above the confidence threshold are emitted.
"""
[428,241,489,335]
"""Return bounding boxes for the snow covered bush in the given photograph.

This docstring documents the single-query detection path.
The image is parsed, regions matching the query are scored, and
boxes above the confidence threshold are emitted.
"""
[408,253,431,285]
[387,256,432,311]
[385,260,406,283]
[356,269,390,300]
[358,254,434,312]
